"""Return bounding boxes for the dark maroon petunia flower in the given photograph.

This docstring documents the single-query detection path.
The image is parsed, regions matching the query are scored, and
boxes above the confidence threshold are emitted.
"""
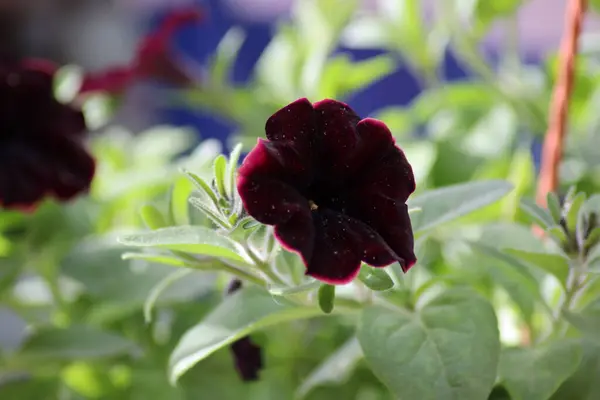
[226,279,264,381]
[0,59,94,211]
[237,98,417,285]
[80,8,203,95]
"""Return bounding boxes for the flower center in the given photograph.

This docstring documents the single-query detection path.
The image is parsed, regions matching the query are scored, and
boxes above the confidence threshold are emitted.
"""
[308,200,319,211]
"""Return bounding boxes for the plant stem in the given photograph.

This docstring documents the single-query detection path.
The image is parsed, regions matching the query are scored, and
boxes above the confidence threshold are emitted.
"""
[536,0,587,207]
[173,250,267,287]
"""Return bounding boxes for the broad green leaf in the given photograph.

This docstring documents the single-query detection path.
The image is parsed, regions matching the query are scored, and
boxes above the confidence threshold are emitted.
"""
[551,339,600,400]
[469,243,542,321]
[18,325,136,361]
[168,287,333,383]
[296,337,363,398]
[520,198,555,228]
[318,284,335,314]
[564,300,600,343]
[117,226,246,263]
[357,290,500,400]
[499,340,582,400]
[358,266,394,291]
[62,239,213,307]
[504,250,569,286]
[475,222,569,285]
[408,180,513,232]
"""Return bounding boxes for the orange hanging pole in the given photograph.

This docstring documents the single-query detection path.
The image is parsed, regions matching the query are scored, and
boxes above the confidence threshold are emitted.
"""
[536,0,587,207]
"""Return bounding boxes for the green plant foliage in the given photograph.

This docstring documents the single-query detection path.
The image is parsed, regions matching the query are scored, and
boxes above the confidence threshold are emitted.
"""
[5,1,600,399]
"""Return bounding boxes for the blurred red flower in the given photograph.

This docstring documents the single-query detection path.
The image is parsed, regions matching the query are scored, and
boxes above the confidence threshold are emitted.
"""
[80,8,203,94]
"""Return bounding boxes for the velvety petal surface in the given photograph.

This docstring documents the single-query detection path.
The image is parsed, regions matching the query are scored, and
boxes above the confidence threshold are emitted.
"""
[0,60,93,210]
[238,97,417,284]
[306,209,400,284]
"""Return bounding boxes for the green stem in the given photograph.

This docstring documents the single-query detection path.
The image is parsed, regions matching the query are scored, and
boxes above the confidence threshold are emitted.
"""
[173,250,266,288]
[245,245,286,286]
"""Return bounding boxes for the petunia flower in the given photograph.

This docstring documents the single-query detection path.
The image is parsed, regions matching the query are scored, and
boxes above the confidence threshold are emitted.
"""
[226,279,264,381]
[237,98,417,285]
[0,59,94,211]
[79,8,203,95]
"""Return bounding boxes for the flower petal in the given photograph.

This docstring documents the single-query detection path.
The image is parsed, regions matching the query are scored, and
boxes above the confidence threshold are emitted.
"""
[349,195,416,271]
[265,97,316,145]
[313,99,361,178]
[237,174,309,226]
[274,210,315,265]
[238,139,313,190]
[306,210,399,284]
[354,144,415,204]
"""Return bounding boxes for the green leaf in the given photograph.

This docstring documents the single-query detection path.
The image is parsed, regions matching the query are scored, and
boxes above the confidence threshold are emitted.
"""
[182,169,219,207]
[357,290,500,400]
[548,226,568,246]
[227,143,243,199]
[188,197,230,229]
[296,337,363,398]
[551,339,600,400]
[18,325,136,361]
[408,180,513,232]
[504,249,569,286]
[212,155,228,199]
[475,222,569,285]
[168,286,332,384]
[140,204,168,230]
[499,340,582,400]
[118,226,246,263]
[520,198,555,229]
[210,27,246,85]
[318,284,335,314]
[121,252,189,267]
[144,269,193,323]
[471,0,523,33]
[566,192,587,233]
[169,175,194,226]
[469,243,542,321]
[547,192,563,224]
[564,300,600,343]
[358,265,394,291]
[319,54,396,99]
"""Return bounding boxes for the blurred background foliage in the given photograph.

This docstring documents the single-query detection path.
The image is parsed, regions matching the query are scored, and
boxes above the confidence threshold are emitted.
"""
[2,0,600,399]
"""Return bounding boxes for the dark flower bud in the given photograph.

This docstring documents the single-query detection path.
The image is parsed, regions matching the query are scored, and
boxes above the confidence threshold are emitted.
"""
[225,279,263,382]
